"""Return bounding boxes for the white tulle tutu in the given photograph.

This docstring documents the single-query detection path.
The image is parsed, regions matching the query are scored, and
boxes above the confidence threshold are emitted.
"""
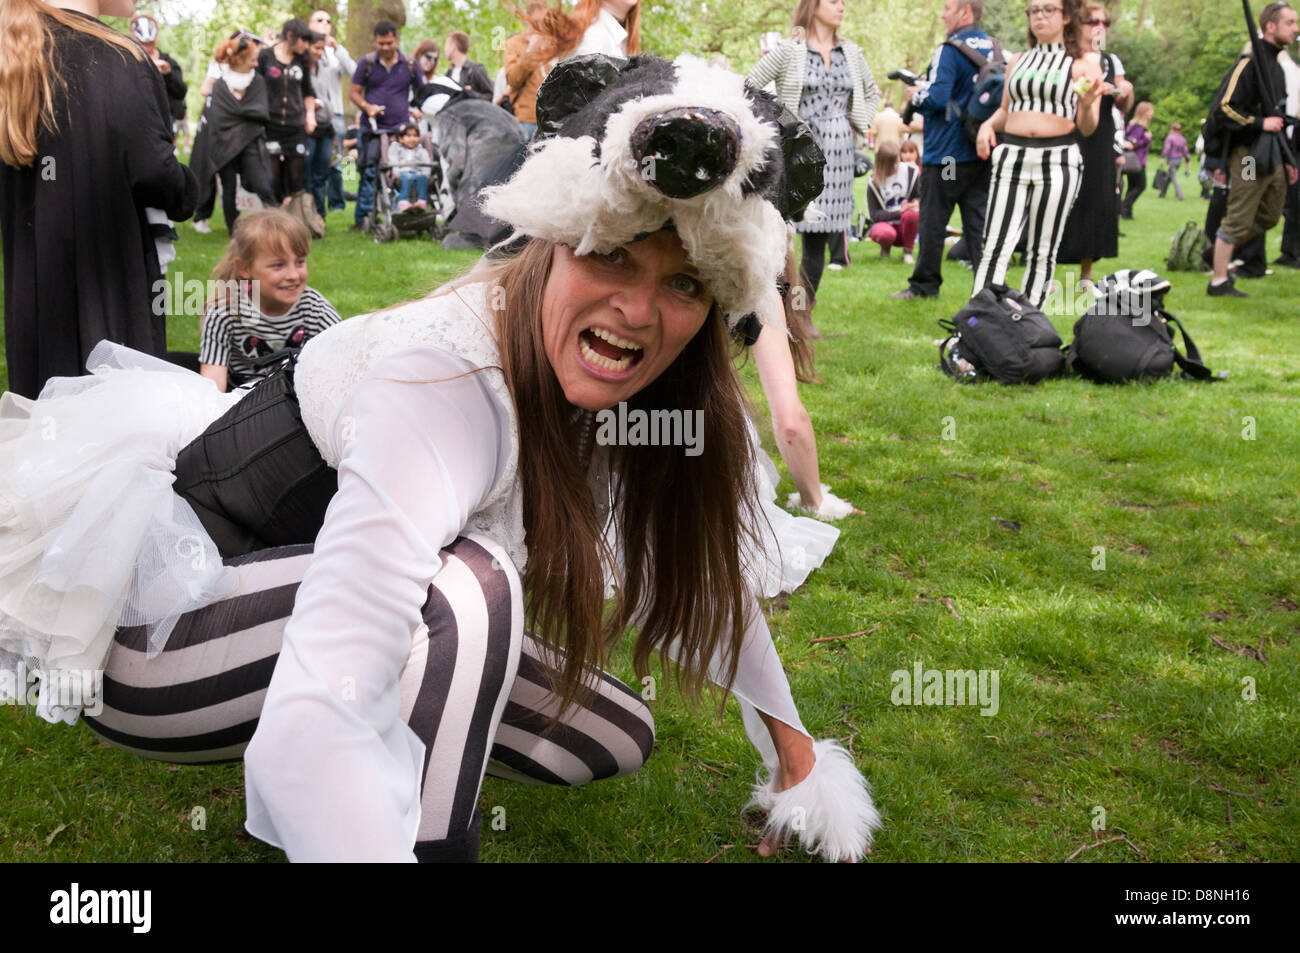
[0,343,242,723]
[744,420,840,598]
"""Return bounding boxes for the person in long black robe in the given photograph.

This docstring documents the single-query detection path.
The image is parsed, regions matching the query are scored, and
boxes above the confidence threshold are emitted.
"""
[1057,52,1122,279]
[188,73,277,232]
[0,11,197,399]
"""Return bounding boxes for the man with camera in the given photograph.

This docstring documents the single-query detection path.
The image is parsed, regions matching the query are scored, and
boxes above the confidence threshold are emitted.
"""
[1206,1,1299,297]
[891,0,994,301]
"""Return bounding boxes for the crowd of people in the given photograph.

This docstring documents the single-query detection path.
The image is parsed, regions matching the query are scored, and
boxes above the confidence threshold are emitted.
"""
[0,0,1297,864]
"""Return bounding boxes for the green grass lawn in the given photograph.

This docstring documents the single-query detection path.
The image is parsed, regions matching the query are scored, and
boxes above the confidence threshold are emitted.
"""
[1,185,1297,862]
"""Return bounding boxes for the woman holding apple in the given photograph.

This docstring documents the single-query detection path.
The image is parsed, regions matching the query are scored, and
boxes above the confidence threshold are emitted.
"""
[971,0,1109,307]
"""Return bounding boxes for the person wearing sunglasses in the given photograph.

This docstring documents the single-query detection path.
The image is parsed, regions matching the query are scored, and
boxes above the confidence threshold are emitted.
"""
[971,0,1107,307]
[1056,0,1133,292]
[891,0,998,302]
[308,9,356,214]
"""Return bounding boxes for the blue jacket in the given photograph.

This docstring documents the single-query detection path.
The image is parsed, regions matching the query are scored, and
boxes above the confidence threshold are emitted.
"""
[910,25,993,165]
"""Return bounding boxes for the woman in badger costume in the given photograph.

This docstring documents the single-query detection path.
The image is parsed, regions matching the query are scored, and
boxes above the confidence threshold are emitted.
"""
[0,53,879,862]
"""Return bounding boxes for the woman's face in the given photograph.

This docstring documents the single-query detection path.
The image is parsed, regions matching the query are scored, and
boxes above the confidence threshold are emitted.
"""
[231,45,259,73]
[1027,3,1067,42]
[541,230,713,412]
[814,0,846,31]
[1082,5,1109,51]
[239,244,308,315]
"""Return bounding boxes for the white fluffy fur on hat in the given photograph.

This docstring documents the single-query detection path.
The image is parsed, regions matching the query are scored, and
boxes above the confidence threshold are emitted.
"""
[480,55,792,330]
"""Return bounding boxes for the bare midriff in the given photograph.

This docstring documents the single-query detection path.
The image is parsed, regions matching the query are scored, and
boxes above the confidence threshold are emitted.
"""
[1004,111,1076,138]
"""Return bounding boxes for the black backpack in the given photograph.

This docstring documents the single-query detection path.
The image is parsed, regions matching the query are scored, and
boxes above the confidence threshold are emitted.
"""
[1066,270,1224,383]
[938,285,1065,384]
[945,37,1006,144]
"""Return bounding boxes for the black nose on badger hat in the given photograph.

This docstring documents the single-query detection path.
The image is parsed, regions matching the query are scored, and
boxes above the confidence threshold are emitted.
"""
[479,53,825,329]
[630,107,742,198]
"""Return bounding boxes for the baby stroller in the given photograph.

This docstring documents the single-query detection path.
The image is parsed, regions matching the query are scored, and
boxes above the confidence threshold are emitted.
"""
[368,128,451,243]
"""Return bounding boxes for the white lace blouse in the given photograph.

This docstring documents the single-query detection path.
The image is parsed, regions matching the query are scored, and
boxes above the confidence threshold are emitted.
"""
[243,282,809,860]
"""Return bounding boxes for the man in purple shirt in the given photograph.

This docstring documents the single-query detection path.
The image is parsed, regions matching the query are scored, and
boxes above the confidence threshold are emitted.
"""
[348,19,424,232]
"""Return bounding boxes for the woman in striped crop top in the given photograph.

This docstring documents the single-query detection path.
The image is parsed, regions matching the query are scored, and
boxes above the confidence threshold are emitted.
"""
[969,0,1108,307]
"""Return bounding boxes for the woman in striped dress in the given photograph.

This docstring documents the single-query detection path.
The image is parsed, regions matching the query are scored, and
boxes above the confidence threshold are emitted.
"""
[972,0,1108,307]
[747,0,879,311]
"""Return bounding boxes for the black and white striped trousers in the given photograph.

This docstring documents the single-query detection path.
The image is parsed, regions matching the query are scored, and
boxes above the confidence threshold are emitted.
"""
[973,134,1085,307]
[83,534,655,848]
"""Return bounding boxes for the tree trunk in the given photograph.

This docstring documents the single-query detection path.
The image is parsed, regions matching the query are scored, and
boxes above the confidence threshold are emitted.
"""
[346,0,408,59]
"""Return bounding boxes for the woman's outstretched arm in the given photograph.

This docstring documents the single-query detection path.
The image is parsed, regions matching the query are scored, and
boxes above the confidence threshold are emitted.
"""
[751,324,823,510]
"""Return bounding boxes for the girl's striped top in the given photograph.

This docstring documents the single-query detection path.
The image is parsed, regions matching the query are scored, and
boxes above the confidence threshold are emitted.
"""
[1007,42,1077,120]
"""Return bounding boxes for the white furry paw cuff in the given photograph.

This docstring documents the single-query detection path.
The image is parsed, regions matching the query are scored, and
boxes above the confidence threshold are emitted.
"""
[787,485,855,521]
[745,739,881,863]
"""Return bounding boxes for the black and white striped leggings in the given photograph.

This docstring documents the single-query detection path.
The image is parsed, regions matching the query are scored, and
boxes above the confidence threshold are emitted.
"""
[973,134,1084,307]
[83,534,655,850]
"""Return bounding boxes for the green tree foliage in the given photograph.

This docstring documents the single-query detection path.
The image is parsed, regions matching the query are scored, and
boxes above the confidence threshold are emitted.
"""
[135,0,1276,148]
[1105,0,1249,148]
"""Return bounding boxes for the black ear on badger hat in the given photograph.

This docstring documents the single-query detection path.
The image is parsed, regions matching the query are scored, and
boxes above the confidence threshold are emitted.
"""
[480,53,826,329]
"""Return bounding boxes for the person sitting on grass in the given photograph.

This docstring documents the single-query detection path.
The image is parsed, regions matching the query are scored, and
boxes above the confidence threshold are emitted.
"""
[198,210,341,392]
[866,139,921,265]
[387,122,434,212]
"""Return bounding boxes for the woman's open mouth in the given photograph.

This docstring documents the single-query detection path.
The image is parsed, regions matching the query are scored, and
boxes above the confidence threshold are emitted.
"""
[578,326,645,377]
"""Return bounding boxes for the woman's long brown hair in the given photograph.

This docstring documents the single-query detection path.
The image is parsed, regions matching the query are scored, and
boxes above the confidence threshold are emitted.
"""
[0,0,146,168]
[510,2,586,64]
[731,247,819,384]
[790,0,838,40]
[477,239,761,715]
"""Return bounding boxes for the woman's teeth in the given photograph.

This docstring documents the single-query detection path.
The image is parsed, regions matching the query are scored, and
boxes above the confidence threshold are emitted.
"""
[581,327,642,372]
[590,327,642,353]
[580,338,634,371]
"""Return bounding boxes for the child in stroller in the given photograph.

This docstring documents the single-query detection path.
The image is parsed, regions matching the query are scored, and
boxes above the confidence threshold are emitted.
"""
[368,124,449,243]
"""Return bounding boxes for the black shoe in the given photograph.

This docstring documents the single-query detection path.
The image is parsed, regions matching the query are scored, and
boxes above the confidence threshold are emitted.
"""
[1273,254,1300,269]
[891,287,936,300]
[1207,277,1248,298]
[343,191,358,202]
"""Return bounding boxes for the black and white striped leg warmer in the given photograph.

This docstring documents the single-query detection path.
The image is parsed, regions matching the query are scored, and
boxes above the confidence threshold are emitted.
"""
[84,533,655,855]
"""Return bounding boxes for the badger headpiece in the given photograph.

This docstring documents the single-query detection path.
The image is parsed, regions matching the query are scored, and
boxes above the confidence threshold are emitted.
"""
[479,53,825,329]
